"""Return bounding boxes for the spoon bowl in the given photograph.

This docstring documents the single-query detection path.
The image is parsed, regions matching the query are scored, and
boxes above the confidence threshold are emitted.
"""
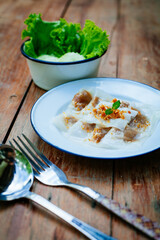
[0,144,33,200]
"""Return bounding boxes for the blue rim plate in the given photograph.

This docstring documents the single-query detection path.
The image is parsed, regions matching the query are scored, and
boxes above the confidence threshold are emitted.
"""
[30,77,160,159]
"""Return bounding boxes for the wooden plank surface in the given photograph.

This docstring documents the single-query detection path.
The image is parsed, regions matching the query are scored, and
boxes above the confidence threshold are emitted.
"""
[0,0,69,142]
[111,0,160,239]
[117,0,160,88]
[0,0,160,240]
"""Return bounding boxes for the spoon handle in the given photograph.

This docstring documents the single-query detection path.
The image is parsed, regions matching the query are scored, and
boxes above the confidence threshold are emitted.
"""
[25,191,116,240]
[66,182,160,240]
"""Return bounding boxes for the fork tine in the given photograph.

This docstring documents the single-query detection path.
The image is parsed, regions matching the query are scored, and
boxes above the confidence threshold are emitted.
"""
[22,134,52,167]
[9,141,15,148]
[17,136,48,170]
[9,140,20,154]
[11,138,42,174]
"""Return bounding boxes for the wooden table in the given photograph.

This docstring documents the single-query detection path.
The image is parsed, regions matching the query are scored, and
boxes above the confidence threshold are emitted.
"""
[0,0,160,239]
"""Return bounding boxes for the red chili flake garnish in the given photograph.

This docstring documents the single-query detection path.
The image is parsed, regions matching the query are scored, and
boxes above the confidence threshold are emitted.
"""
[112,98,118,103]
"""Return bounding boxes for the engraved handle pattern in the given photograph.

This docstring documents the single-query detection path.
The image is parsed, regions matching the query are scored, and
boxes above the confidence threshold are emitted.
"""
[96,196,160,240]
[67,182,160,239]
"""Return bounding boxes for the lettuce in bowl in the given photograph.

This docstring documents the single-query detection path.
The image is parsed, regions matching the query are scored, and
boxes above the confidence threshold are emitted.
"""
[21,13,110,60]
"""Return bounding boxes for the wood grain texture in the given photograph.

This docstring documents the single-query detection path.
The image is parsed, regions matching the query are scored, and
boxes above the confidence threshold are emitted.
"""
[0,0,160,240]
[117,0,160,88]
[110,0,160,239]
[0,0,69,142]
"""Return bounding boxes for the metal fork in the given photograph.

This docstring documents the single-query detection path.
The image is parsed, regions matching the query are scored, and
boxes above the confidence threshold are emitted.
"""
[11,134,160,240]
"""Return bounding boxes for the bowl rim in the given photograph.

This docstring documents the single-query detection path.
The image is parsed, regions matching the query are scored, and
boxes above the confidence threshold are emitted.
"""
[20,41,107,65]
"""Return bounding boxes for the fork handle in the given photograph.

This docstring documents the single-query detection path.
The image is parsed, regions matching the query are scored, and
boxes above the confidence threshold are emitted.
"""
[66,182,160,240]
[25,191,115,240]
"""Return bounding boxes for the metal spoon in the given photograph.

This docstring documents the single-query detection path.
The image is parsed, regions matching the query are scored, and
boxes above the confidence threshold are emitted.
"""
[0,144,115,240]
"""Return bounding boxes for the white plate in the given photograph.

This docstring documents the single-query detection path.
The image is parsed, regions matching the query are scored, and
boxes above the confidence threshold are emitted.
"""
[31,78,160,159]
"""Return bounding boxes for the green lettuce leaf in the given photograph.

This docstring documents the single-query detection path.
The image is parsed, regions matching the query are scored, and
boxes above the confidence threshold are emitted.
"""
[49,18,83,57]
[80,20,110,58]
[21,13,59,58]
[21,13,110,59]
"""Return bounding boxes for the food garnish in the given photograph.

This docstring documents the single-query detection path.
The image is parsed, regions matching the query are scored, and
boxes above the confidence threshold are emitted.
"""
[105,100,121,115]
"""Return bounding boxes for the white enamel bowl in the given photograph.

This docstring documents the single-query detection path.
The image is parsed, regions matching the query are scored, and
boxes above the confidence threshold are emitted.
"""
[21,42,106,90]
